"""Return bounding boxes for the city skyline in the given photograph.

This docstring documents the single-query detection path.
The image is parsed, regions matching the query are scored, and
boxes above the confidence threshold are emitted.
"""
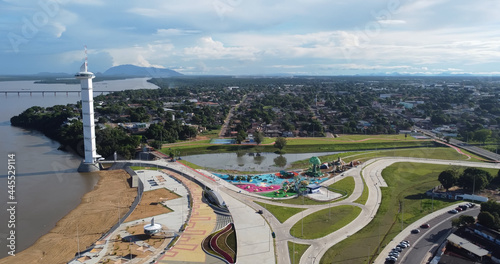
[1,0,500,76]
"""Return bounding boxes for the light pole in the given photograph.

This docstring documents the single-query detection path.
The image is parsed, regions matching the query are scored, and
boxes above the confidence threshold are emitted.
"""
[301,210,304,237]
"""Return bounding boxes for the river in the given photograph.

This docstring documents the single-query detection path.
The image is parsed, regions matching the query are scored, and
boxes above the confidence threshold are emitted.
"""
[0,78,158,258]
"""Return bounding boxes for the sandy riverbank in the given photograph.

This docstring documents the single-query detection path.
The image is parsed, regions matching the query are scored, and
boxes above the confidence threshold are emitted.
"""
[0,169,137,264]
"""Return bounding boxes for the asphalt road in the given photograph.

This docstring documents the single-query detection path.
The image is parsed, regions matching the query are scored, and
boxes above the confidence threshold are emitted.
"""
[395,207,480,264]
[417,128,500,162]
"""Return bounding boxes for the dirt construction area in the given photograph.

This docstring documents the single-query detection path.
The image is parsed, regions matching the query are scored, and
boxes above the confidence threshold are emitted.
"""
[125,188,180,222]
[0,170,137,264]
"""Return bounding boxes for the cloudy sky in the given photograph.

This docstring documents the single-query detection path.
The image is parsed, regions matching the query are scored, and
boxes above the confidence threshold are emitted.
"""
[1,0,500,75]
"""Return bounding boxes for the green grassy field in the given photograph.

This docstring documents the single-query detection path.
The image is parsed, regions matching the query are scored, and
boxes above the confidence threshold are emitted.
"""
[320,162,464,264]
[288,242,310,264]
[254,201,306,223]
[159,135,434,156]
[271,194,343,206]
[328,176,355,197]
[198,129,221,139]
[176,159,204,169]
[288,147,478,172]
[259,189,298,198]
[290,205,362,239]
[353,171,369,205]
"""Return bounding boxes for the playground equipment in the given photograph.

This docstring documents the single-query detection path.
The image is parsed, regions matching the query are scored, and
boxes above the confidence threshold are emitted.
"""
[305,156,324,177]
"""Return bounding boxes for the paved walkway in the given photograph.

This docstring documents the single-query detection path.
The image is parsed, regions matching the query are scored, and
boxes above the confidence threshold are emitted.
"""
[139,160,276,264]
[157,170,217,263]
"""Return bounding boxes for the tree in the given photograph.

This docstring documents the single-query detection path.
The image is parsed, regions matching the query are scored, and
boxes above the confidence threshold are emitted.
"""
[474,129,491,144]
[480,200,500,216]
[274,137,287,152]
[438,170,457,191]
[457,215,476,226]
[458,168,491,193]
[150,140,162,150]
[254,131,264,145]
[477,211,498,230]
[236,130,247,144]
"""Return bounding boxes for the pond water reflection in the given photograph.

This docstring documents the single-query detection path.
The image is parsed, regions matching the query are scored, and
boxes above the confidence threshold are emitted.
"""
[182,151,342,172]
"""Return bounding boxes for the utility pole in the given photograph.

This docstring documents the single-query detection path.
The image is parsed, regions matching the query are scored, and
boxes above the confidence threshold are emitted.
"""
[431,190,434,212]
[77,224,80,258]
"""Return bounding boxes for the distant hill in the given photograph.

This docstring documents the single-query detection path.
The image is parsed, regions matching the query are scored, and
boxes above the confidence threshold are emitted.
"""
[102,64,183,77]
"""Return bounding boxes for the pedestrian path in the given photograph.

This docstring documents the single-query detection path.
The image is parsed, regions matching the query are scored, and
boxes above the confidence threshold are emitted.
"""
[157,170,217,263]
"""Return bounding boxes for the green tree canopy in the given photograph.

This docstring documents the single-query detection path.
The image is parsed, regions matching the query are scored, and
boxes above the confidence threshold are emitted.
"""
[477,211,498,230]
[274,137,287,151]
[438,170,458,191]
[474,129,491,144]
[254,131,264,145]
[236,130,247,144]
[458,168,491,193]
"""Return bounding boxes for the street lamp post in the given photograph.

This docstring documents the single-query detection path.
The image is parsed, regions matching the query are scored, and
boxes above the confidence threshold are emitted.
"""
[301,210,304,237]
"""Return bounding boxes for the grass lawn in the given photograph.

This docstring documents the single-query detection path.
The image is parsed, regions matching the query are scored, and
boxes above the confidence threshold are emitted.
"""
[158,135,434,156]
[320,162,461,264]
[198,129,221,139]
[288,242,310,264]
[328,176,355,198]
[290,205,362,239]
[177,159,204,170]
[259,189,298,198]
[343,147,473,163]
[353,172,369,205]
[289,147,475,172]
[255,201,306,223]
[129,166,158,171]
[271,194,342,206]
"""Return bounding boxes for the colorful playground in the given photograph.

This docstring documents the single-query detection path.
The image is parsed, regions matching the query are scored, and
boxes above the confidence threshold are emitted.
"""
[213,156,357,197]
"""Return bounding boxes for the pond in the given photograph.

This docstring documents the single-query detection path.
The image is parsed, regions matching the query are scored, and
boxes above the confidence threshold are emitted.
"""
[181,151,343,172]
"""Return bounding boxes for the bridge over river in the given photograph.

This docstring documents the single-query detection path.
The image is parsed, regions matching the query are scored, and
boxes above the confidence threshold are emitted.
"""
[2,90,118,96]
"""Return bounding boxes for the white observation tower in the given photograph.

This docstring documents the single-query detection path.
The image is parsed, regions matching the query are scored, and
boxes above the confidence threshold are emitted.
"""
[76,49,101,172]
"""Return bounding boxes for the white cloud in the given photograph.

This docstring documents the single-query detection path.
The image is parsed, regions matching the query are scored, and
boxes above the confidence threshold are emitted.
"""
[156,28,201,36]
[105,43,175,68]
[184,36,259,60]
[377,19,406,25]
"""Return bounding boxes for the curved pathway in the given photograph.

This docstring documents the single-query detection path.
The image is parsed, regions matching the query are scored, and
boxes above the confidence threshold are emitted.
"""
[114,156,500,264]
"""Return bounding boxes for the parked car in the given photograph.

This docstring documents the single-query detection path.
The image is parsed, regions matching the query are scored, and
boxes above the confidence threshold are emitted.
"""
[393,247,402,252]
[449,209,458,214]
[420,223,430,228]
[398,243,408,248]
[400,241,410,247]
[411,229,420,234]
[455,207,463,212]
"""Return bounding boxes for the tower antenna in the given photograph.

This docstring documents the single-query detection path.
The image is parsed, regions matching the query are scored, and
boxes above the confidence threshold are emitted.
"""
[84,45,88,69]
